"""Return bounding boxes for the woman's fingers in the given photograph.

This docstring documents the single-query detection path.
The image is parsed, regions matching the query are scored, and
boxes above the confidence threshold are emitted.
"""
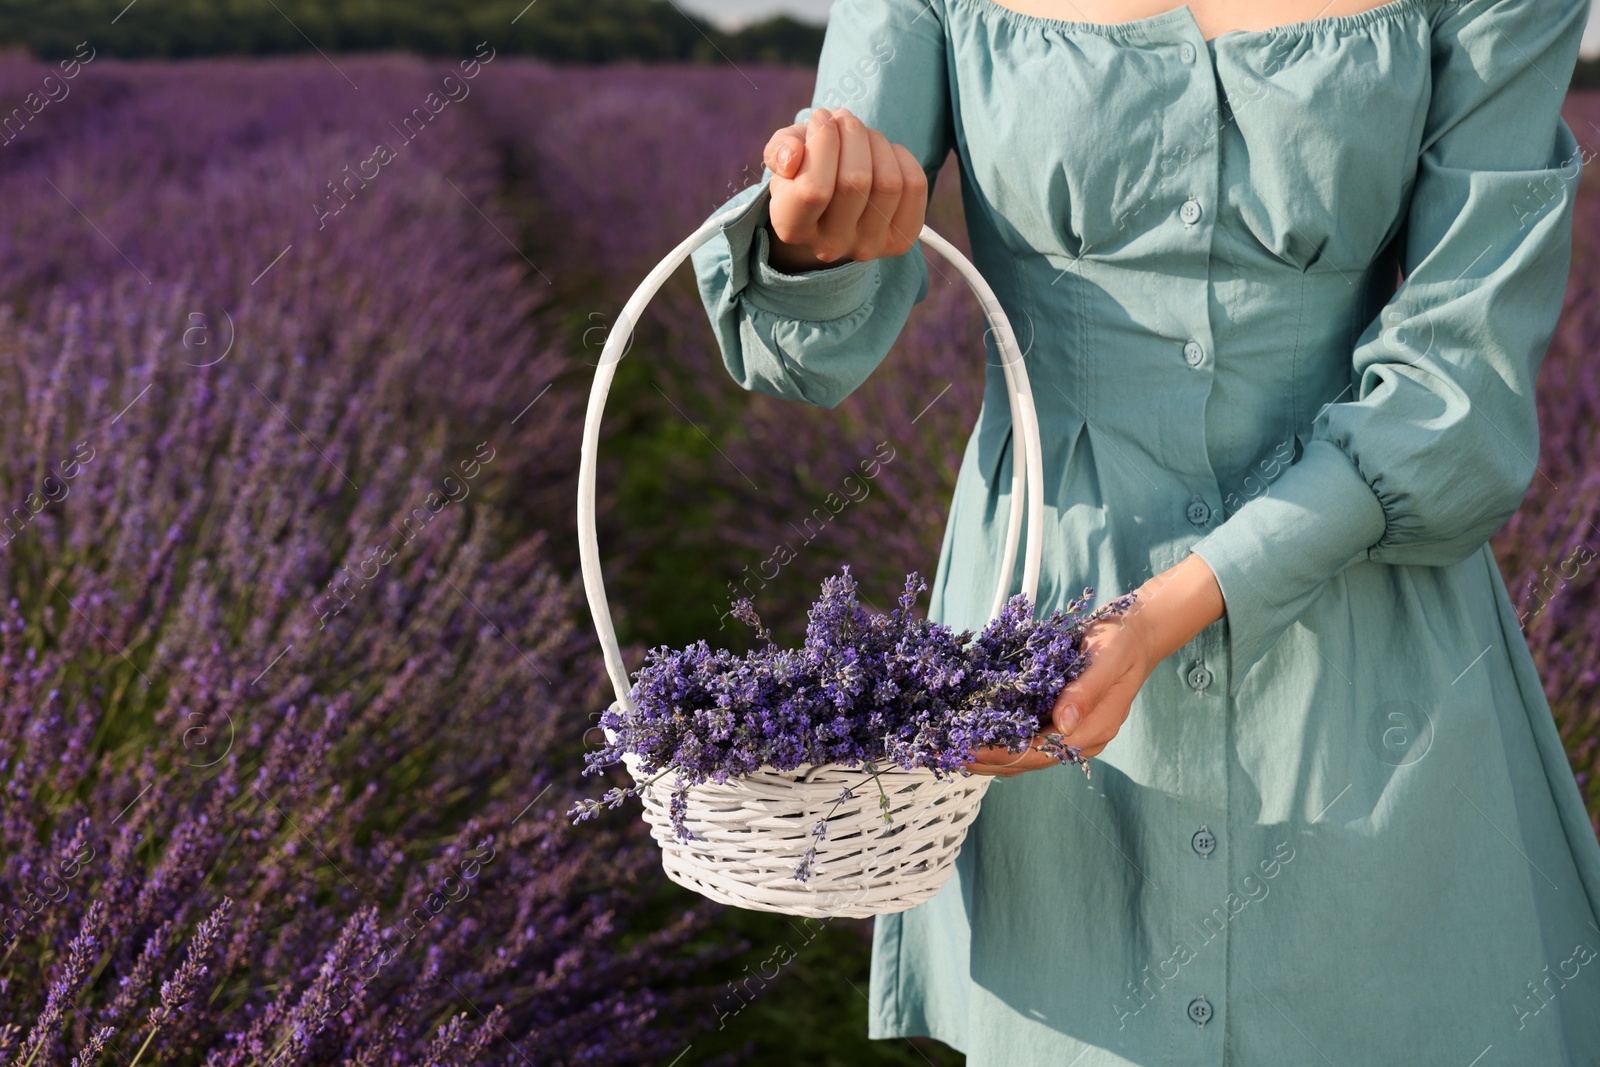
[964,743,1059,777]
[964,743,1025,776]
[1039,618,1145,761]
[1056,698,1120,757]
[814,108,874,261]
[884,142,928,256]
[964,620,1145,777]
[770,108,840,246]
[846,126,902,256]
[965,609,1158,776]
[1050,621,1122,736]
[963,731,1096,776]
[765,106,925,267]
[762,122,808,179]
[1060,671,1144,759]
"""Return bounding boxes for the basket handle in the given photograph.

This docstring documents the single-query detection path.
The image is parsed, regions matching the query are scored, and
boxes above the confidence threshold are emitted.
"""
[577,206,1046,712]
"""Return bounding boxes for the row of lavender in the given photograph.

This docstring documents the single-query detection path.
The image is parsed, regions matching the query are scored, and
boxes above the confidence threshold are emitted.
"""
[1496,92,1600,829]
[0,53,751,1064]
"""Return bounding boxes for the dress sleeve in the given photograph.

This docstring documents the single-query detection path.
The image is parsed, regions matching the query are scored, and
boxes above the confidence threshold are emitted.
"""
[687,0,954,409]
[1190,0,1589,693]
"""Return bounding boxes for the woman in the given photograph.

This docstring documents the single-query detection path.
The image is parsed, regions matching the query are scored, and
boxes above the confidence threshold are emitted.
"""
[688,0,1600,1062]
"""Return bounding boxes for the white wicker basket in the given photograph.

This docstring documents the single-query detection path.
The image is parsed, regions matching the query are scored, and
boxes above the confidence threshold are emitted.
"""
[575,201,1046,918]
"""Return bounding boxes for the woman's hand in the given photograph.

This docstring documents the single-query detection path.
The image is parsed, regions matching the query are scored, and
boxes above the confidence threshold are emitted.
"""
[759,107,929,274]
[963,553,1226,777]
[963,612,1158,776]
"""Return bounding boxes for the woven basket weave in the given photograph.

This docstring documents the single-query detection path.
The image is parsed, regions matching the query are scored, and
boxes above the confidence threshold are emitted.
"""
[616,737,994,917]
[576,201,1046,918]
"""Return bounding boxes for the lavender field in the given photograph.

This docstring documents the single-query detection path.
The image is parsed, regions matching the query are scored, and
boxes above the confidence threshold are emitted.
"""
[0,47,1595,1065]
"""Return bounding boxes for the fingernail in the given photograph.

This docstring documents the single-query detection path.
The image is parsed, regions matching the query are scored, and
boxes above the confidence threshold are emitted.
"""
[775,146,791,171]
[1059,704,1081,734]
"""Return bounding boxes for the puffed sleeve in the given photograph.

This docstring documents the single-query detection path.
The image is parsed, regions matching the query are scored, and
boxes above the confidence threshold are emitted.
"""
[1190,0,1588,693]
[688,0,954,409]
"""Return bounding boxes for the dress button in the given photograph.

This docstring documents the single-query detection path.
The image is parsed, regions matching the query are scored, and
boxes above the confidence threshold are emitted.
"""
[1187,663,1213,691]
[1192,826,1216,857]
[1183,340,1204,366]
[1187,995,1214,1026]
[1179,41,1196,63]
[1179,197,1202,224]
[1185,498,1211,525]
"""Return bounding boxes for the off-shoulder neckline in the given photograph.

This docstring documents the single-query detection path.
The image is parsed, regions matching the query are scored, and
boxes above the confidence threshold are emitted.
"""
[949,0,1450,41]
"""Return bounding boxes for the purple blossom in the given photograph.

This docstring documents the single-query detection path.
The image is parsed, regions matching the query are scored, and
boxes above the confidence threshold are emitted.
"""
[572,567,1133,869]
[0,51,745,1067]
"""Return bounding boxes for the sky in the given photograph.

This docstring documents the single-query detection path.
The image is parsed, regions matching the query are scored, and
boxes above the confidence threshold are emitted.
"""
[674,0,1600,55]
[674,0,833,30]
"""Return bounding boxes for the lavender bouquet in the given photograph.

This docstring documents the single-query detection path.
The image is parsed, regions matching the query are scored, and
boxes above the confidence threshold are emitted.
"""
[570,568,1132,880]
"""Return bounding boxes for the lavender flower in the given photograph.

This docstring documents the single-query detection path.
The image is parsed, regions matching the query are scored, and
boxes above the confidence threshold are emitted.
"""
[572,567,1132,872]
[0,52,743,1066]
[69,1026,118,1067]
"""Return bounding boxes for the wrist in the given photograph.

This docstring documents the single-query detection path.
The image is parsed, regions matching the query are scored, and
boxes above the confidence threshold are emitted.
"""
[1127,553,1226,665]
[764,221,838,274]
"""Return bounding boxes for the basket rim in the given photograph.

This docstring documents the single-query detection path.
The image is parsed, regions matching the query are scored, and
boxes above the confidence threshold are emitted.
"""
[615,745,975,785]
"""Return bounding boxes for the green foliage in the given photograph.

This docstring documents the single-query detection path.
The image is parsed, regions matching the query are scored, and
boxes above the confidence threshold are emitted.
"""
[0,0,825,63]
[1575,55,1600,90]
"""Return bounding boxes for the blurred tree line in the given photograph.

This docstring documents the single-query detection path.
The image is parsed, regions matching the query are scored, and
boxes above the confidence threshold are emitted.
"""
[0,0,826,63]
[2,0,1596,83]
[1575,55,1600,89]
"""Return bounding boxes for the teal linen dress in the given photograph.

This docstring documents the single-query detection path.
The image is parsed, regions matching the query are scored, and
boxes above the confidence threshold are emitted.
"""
[688,0,1600,1062]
